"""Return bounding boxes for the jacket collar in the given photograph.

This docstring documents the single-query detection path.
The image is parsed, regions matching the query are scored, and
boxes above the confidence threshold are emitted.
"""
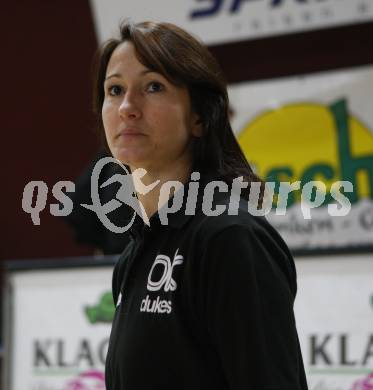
[128,171,221,236]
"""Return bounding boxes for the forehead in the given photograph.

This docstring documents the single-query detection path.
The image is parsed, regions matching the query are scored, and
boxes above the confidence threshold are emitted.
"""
[106,41,147,76]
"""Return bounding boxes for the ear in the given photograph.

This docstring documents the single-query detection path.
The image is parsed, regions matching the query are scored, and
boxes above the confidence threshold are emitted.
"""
[191,113,203,137]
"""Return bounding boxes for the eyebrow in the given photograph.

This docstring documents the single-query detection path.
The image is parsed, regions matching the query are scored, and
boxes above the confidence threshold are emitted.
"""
[104,69,157,81]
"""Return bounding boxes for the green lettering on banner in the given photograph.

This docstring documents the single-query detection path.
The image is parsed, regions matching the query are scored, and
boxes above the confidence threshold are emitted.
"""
[331,99,373,204]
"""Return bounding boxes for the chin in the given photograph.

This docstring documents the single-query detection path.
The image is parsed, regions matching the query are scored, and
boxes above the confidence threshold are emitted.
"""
[111,150,147,170]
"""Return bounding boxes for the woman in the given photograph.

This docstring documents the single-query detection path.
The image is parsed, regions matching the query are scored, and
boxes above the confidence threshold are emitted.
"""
[94,20,308,389]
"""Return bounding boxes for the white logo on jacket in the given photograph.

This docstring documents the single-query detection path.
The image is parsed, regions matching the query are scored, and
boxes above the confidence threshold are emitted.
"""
[147,249,184,292]
[140,249,183,314]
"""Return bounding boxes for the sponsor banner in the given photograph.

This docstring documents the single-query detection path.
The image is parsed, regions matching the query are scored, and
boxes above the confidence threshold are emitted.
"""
[5,254,373,390]
[7,267,114,390]
[295,253,373,390]
[89,0,373,45]
[228,65,373,249]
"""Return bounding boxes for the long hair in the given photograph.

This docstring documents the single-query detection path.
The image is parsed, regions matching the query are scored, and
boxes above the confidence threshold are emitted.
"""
[93,20,263,200]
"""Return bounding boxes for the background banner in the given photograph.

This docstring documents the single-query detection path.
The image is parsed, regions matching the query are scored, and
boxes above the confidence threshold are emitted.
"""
[90,0,373,45]
[4,254,373,389]
[295,253,373,390]
[228,65,373,250]
[5,266,114,390]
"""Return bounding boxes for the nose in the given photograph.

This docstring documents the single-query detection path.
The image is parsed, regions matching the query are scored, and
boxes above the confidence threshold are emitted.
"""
[118,90,141,120]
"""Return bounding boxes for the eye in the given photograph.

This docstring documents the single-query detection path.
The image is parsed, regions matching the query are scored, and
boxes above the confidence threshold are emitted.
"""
[147,81,164,93]
[108,85,123,96]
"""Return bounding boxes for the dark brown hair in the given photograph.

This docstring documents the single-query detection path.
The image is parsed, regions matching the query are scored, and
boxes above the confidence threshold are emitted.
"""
[93,20,263,199]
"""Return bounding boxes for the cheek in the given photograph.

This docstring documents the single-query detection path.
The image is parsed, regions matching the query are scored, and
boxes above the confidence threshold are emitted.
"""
[102,101,116,137]
[150,105,190,140]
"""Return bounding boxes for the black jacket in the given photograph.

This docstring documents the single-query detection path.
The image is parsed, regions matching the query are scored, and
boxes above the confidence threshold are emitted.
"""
[105,178,308,390]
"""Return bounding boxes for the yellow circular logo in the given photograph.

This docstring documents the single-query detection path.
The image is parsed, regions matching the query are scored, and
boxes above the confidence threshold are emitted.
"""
[238,99,373,205]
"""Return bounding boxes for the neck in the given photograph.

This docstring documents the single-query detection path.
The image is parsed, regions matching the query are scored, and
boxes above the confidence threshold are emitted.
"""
[130,161,192,221]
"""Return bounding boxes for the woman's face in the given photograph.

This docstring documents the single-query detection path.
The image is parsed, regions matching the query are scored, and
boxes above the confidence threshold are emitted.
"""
[102,41,201,173]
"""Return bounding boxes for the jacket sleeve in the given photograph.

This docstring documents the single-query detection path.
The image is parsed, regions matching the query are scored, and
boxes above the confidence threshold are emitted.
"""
[197,223,307,390]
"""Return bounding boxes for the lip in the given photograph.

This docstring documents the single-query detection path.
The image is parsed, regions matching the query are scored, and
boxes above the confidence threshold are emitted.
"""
[117,127,146,137]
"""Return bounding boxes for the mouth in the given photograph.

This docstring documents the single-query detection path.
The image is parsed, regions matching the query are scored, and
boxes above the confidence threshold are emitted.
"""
[117,128,146,138]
